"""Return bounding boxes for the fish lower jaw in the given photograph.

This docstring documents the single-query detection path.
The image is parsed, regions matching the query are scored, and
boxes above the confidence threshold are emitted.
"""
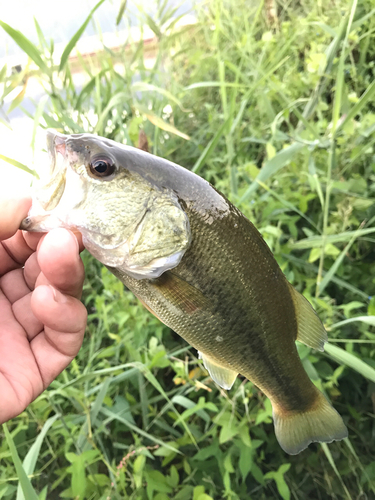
[20,211,68,232]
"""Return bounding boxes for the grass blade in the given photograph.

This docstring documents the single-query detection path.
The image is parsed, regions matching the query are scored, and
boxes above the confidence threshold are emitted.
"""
[77,376,112,451]
[330,316,375,330]
[239,142,305,202]
[0,21,48,73]
[17,414,60,500]
[0,153,39,178]
[59,0,106,71]
[184,82,246,90]
[116,0,128,25]
[282,253,369,300]
[131,81,188,111]
[33,17,47,49]
[296,16,347,132]
[252,180,319,231]
[75,68,109,111]
[331,0,358,135]
[3,424,39,500]
[291,227,375,249]
[141,108,190,141]
[31,95,49,154]
[192,118,230,173]
[338,79,375,133]
[100,407,181,454]
[94,91,128,133]
[324,343,375,383]
[317,227,359,296]
[321,443,351,500]
[7,81,28,113]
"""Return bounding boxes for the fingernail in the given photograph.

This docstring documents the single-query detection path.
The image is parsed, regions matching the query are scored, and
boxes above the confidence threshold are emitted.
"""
[49,285,68,303]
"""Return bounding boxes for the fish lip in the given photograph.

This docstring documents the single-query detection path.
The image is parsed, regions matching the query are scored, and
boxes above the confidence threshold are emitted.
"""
[46,129,67,172]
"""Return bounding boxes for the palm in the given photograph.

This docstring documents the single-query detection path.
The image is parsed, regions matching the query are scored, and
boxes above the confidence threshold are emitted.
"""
[0,196,87,423]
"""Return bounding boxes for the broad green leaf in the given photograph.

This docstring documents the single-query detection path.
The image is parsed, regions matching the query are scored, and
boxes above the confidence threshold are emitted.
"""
[238,444,253,481]
[71,454,86,499]
[0,21,48,73]
[265,464,291,500]
[59,0,106,71]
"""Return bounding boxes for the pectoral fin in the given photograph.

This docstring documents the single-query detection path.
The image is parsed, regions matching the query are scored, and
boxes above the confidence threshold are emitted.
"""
[288,284,328,352]
[198,351,238,390]
[154,272,211,315]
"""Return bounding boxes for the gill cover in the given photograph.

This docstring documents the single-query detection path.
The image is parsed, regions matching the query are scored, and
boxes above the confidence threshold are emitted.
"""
[81,189,191,279]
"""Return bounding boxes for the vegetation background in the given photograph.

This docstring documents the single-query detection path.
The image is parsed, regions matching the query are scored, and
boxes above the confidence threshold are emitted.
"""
[1,0,375,498]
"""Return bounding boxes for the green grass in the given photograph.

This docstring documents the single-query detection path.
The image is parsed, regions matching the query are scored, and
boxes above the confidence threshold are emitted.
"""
[1,0,375,498]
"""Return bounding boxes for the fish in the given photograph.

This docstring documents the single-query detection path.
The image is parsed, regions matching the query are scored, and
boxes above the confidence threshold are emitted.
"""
[20,130,348,454]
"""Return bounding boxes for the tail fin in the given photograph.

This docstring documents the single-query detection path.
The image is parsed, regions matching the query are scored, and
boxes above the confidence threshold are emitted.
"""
[272,390,348,455]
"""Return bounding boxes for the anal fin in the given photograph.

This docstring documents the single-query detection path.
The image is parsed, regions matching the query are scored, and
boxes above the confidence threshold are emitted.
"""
[198,351,238,390]
[288,283,328,352]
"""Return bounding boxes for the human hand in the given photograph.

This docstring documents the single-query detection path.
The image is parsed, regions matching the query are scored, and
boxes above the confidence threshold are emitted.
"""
[0,194,87,423]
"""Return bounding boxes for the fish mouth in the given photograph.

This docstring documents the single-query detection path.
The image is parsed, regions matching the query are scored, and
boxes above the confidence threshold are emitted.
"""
[20,130,69,231]
[46,129,67,173]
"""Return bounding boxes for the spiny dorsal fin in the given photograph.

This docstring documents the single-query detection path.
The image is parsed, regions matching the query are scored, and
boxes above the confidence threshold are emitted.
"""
[198,351,238,390]
[288,283,328,352]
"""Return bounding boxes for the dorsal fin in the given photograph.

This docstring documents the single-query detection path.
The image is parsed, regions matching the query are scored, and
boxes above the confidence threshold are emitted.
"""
[288,283,328,352]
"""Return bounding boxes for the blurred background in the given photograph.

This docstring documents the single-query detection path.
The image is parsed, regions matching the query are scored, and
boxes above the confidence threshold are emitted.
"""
[1,1,375,499]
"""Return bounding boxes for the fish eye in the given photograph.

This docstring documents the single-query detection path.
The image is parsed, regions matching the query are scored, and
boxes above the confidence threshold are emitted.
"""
[89,158,115,178]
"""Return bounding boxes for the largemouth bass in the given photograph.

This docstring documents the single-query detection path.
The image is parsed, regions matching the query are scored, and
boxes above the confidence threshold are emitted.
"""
[21,130,348,454]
